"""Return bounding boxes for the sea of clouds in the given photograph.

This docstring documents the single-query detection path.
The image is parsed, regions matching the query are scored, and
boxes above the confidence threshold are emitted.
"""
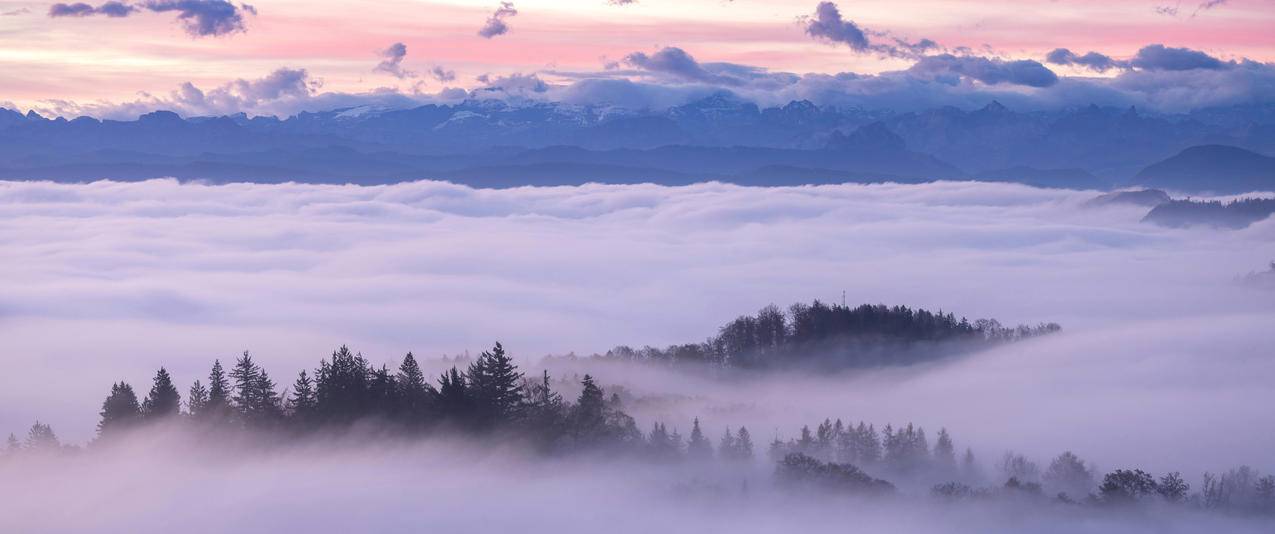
[0,178,1271,470]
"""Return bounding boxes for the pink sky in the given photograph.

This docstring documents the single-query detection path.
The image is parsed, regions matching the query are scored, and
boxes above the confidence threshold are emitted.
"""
[1,0,1273,112]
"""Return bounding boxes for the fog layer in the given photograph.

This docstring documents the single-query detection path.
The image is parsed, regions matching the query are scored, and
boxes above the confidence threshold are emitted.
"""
[0,179,1271,466]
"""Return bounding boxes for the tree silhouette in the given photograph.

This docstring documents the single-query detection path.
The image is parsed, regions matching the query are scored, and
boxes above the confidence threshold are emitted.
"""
[204,360,231,422]
[187,380,209,417]
[466,342,524,427]
[395,352,435,422]
[142,367,181,419]
[25,421,60,452]
[97,382,141,438]
[687,418,712,460]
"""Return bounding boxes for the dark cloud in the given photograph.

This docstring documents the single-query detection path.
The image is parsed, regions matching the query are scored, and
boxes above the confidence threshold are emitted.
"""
[803,1,937,59]
[1045,48,1128,73]
[607,0,637,5]
[478,1,516,39]
[375,42,415,79]
[143,0,254,37]
[804,1,870,51]
[430,66,457,83]
[1131,44,1228,71]
[50,0,254,36]
[909,54,1059,88]
[48,2,136,17]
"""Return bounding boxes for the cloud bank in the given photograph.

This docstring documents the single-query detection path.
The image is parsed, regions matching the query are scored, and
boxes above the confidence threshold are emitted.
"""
[0,179,1271,457]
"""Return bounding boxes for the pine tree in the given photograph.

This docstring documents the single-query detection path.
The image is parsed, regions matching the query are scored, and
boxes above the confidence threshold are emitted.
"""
[315,345,372,422]
[187,380,209,417]
[466,342,525,426]
[25,421,60,452]
[6,433,21,454]
[395,352,434,420]
[288,370,317,422]
[962,447,980,481]
[719,427,737,460]
[230,351,260,416]
[142,367,181,419]
[251,368,282,424]
[686,418,713,460]
[571,374,607,442]
[735,426,755,461]
[435,367,471,421]
[934,428,956,467]
[204,360,231,421]
[97,381,141,438]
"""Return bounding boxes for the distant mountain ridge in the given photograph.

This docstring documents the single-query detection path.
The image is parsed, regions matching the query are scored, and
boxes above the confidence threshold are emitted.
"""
[3,95,1275,189]
[1134,145,1275,194]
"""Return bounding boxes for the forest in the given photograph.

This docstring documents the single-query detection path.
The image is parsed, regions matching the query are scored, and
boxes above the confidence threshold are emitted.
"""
[5,339,1272,519]
[590,301,1061,368]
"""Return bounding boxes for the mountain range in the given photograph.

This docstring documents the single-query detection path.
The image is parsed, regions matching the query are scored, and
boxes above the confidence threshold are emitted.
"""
[2,95,1274,192]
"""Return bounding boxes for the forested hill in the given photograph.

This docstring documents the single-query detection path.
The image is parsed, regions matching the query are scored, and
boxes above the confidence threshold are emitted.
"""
[594,301,1060,369]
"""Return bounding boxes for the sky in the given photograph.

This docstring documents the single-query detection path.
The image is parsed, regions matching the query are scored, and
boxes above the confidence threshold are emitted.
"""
[2,0,1275,117]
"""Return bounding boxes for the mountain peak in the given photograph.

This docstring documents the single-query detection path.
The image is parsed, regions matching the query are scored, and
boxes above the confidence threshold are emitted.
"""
[981,100,1009,113]
[826,122,906,152]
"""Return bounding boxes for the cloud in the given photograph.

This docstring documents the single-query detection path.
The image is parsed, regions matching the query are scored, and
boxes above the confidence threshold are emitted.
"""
[908,54,1059,88]
[1156,0,1230,18]
[48,0,255,37]
[1131,44,1229,71]
[803,1,936,59]
[475,72,548,95]
[48,2,136,17]
[608,0,637,5]
[1045,48,1127,73]
[2,7,31,15]
[430,66,457,83]
[478,1,517,39]
[375,42,415,79]
[143,0,254,37]
[623,47,743,86]
[805,1,870,51]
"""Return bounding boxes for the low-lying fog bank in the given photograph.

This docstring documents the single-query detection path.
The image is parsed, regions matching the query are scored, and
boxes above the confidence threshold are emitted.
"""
[0,179,1272,532]
[2,429,1271,534]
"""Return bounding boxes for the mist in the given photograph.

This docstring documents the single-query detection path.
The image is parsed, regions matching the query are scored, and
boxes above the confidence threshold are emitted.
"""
[1,178,1273,531]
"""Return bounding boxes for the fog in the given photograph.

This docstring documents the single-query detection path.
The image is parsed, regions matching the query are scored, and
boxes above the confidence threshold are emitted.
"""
[0,179,1272,531]
[2,429,1272,534]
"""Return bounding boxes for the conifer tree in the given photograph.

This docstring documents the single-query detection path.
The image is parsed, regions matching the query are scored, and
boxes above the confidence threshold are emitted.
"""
[315,345,372,422]
[251,368,282,423]
[686,418,713,460]
[571,374,607,441]
[466,342,525,426]
[142,367,181,419]
[6,433,21,454]
[735,426,755,462]
[934,428,956,467]
[204,360,231,421]
[25,421,60,451]
[97,382,141,438]
[435,367,471,421]
[230,351,260,415]
[395,352,434,420]
[719,427,737,460]
[288,370,317,422]
[187,380,209,417]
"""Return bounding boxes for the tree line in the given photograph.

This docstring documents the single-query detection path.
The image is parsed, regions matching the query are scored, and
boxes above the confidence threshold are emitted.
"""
[591,301,1061,369]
